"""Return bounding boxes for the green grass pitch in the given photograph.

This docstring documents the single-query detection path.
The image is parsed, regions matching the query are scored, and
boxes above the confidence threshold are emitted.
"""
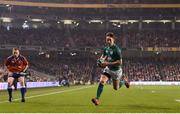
[0,85,180,113]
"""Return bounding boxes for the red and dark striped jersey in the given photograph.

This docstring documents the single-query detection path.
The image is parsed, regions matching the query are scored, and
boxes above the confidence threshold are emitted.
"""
[5,55,28,72]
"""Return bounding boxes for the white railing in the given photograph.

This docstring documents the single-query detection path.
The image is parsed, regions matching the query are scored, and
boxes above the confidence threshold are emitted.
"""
[130,81,180,85]
[0,82,59,90]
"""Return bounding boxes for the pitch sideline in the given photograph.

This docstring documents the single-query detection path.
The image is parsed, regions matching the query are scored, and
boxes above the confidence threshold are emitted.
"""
[0,85,95,104]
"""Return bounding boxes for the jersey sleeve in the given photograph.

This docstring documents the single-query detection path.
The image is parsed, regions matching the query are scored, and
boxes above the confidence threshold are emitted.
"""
[102,47,107,57]
[23,57,28,66]
[5,57,10,67]
[116,47,122,60]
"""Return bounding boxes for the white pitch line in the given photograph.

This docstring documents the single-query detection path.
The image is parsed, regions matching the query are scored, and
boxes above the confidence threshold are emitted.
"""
[0,86,95,104]
[175,99,180,103]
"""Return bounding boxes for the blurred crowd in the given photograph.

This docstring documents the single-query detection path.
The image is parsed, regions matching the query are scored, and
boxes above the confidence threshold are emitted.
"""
[30,57,180,82]
[1,57,180,83]
[0,27,70,47]
[161,59,180,81]
[126,30,180,48]
[1,27,180,48]
[30,56,100,84]
[0,27,180,83]
[123,58,161,81]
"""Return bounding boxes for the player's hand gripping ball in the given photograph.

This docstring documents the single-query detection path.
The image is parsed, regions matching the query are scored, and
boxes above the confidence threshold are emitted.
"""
[97,58,106,68]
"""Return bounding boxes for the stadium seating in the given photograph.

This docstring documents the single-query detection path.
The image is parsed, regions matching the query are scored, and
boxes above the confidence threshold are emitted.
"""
[0,27,180,83]
[1,27,179,48]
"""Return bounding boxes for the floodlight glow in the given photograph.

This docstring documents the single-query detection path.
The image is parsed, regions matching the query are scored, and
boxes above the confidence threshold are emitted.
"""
[31,19,43,22]
[0,17,12,23]
[89,20,103,23]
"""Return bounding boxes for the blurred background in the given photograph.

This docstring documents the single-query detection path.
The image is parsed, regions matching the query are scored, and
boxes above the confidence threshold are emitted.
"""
[0,0,180,85]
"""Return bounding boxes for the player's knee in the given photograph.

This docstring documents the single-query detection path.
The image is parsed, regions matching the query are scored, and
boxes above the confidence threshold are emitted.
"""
[8,79,13,85]
[113,86,118,91]
[19,81,25,87]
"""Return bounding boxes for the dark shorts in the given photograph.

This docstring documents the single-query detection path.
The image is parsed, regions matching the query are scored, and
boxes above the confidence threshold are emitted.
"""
[103,72,111,79]
[9,73,25,79]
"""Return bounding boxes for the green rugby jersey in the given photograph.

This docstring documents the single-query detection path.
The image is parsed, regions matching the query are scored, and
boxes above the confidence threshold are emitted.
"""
[103,44,122,71]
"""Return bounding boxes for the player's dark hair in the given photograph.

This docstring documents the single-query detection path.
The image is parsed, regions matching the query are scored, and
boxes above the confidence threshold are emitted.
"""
[13,47,19,51]
[106,32,114,38]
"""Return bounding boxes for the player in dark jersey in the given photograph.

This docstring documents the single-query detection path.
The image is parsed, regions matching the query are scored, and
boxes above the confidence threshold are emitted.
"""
[5,48,29,102]
[91,32,130,106]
